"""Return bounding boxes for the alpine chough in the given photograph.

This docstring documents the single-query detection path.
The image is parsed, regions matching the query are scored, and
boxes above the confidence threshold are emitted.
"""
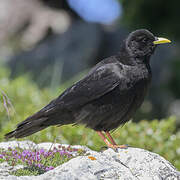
[5,29,171,149]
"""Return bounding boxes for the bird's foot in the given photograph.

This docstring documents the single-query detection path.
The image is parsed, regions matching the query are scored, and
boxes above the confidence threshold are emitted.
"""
[96,131,129,150]
[108,144,129,149]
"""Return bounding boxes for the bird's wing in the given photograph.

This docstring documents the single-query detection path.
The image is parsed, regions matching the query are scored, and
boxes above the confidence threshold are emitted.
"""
[56,62,126,109]
[4,62,127,139]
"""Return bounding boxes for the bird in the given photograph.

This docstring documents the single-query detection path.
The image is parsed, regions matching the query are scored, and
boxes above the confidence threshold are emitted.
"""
[5,29,171,149]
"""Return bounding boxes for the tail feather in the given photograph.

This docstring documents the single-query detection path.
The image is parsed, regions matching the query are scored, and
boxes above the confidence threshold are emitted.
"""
[4,103,74,139]
[5,117,48,139]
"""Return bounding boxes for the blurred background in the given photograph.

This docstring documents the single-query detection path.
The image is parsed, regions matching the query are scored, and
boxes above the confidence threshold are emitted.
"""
[0,0,180,169]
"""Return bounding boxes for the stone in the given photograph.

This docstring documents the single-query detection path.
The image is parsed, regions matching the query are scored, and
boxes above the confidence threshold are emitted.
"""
[0,141,179,180]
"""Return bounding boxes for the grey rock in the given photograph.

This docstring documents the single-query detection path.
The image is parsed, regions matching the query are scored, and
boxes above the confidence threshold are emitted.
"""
[0,141,179,180]
[0,141,36,150]
[0,162,23,179]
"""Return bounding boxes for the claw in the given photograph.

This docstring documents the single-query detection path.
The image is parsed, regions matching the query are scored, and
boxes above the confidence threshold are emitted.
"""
[108,144,128,149]
[96,131,129,150]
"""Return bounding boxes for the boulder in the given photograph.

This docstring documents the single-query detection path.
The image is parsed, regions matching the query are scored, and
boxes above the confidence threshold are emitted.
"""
[0,141,179,180]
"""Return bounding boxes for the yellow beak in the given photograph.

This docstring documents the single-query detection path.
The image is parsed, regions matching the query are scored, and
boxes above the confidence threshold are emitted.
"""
[153,37,171,45]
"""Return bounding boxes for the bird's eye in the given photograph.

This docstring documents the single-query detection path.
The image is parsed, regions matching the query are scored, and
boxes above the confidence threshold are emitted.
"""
[142,38,147,43]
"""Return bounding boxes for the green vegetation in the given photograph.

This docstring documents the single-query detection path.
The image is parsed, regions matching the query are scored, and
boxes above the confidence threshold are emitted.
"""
[0,66,180,171]
[0,145,85,176]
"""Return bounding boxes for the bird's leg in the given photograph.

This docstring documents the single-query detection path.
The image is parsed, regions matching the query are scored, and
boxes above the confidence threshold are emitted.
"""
[96,131,112,147]
[105,131,128,149]
[96,131,128,149]
[105,131,117,145]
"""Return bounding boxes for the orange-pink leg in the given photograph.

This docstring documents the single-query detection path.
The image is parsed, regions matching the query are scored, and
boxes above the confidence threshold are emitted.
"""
[96,131,128,149]
[105,131,117,145]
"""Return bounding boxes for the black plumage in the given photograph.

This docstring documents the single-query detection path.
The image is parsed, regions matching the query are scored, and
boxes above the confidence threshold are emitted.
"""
[5,29,171,148]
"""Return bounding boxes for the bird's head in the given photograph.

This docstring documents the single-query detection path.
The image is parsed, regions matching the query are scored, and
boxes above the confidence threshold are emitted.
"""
[125,29,171,60]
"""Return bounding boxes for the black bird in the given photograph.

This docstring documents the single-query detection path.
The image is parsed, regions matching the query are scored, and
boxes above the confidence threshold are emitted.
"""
[5,29,171,148]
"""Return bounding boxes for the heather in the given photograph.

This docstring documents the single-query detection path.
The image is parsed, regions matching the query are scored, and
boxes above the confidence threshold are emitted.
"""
[0,145,85,176]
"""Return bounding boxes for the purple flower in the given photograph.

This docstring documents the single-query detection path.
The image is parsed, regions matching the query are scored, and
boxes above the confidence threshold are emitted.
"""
[53,149,57,153]
[49,166,54,170]
[37,163,42,168]
[59,150,65,156]
[48,152,53,156]
[39,149,45,155]
[28,160,32,165]
[0,146,76,174]
[45,167,49,171]
[31,156,35,161]
[12,150,17,155]
[45,166,54,171]
[44,151,49,157]
[22,150,28,157]
[67,154,72,158]
[17,155,21,159]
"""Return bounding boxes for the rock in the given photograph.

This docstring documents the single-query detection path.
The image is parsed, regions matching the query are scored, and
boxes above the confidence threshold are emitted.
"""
[0,141,36,150]
[0,162,23,178]
[0,141,179,180]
